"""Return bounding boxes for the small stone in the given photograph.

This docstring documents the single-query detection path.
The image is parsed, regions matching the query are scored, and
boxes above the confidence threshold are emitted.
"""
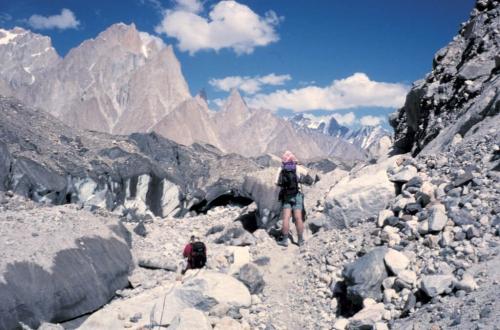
[428,204,448,232]
[384,249,409,276]
[397,270,417,286]
[454,273,478,292]
[382,277,396,290]
[420,275,454,297]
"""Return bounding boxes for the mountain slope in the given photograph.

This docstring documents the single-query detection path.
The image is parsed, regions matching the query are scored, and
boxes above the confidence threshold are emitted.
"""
[0,24,191,134]
[391,1,499,155]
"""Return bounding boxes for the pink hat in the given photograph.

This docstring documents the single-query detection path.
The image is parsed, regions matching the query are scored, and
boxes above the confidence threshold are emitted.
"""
[281,150,298,163]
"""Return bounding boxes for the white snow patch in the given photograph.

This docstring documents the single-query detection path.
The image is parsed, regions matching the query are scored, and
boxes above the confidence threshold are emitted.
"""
[0,28,18,45]
[30,47,52,57]
[141,44,149,58]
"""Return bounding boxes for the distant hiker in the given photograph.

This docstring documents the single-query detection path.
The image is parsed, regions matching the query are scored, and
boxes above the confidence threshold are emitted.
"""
[276,150,307,247]
[181,235,207,274]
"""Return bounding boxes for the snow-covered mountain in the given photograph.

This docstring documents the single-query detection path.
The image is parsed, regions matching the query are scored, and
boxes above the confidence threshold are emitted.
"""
[289,113,393,158]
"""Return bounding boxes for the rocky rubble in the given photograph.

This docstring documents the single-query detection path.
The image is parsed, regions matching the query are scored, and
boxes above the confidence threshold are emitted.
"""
[333,130,499,328]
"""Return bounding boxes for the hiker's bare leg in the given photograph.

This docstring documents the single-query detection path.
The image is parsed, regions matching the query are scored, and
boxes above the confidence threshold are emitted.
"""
[282,208,292,236]
[293,208,304,237]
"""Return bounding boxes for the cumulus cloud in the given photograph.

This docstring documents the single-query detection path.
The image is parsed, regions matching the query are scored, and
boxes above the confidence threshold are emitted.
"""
[209,73,291,94]
[247,72,409,112]
[174,0,203,13]
[359,115,384,126]
[28,8,80,30]
[155,0,282,55]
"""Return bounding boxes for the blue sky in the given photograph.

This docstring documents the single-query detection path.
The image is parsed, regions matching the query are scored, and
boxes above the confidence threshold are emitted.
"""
[0,0,475,129]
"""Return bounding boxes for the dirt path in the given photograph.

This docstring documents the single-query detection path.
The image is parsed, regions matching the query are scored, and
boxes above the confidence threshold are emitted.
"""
[258,238,308,330]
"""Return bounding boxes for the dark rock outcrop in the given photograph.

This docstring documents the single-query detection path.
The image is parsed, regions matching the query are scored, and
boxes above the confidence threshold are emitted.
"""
[391,1,500,155]
[342,247,389,307]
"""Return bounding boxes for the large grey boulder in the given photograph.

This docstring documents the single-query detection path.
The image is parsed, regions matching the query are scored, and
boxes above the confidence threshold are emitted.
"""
[0,203,133,330]
[342,247,389,307]
[325,157,397,227]
[236,263,265,294]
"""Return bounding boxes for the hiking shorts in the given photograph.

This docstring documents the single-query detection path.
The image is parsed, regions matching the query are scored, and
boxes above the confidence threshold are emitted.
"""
[281,192,304,211]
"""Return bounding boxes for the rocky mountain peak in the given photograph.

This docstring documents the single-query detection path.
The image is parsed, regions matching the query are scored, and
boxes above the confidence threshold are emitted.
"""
[224,88,248,113]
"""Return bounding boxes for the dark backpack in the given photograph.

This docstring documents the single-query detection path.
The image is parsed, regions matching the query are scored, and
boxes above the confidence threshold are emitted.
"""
[278,169,299,200]
[190,241,207,269]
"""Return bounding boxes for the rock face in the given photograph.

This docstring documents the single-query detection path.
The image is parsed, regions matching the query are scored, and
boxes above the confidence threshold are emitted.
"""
[324,157,397,227]
[0,201,133,329]
[0,96,266,220]
[391,1,500,155]
[0,24,190,134]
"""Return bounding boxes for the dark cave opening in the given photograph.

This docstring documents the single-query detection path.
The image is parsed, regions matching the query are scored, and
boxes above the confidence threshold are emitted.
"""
[189,193,259,233]
[189,193,254,214]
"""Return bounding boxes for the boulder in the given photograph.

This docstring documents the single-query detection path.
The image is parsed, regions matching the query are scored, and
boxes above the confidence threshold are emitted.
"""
[236,263,265,294]
[226,246,251,275]
[137,255,177,271]
[348,303,385,330]
[428,203,448,232]
[169,308,212,330]
[454,273,478,292]
[388,165,418,183]
[78,270,251,328]
[0,204,133,330]
[214,317,245,330]
[342,247,388,307]
[334,318,349,330]
[420,275,455,297]
[215,222,256,246]
[384,249,409,276]
[325,157,397,227]
[397,270,417,286]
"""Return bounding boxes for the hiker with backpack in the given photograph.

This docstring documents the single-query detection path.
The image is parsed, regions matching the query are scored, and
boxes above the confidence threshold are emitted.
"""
[181,235,207,274]
[276,150,307,247]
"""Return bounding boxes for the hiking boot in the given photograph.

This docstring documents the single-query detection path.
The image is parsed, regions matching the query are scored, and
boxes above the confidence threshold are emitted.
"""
[277,236,288,247]
[297,234,305,247]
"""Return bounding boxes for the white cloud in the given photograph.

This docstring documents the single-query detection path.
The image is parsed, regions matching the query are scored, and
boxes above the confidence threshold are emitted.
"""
[332,112,357,126]
[209,73,291,94]
[28,8,80,30]
[247,72,409,112]
[155,0,282,55]
[360,115,384,126]
[174,0,203,13]
[210,98,225,109]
